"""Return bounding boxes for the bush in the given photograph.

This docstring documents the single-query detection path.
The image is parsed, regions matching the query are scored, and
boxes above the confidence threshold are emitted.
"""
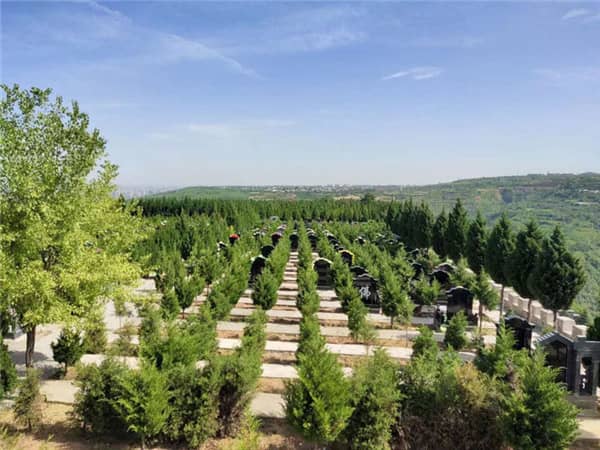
[412,326,438,359]
[345,349,401,450]
[0,344,17,400]
[51,327,85,374]
[114,363,170,450]
[251,269,278,310]
[444,311,468,351]
[111,321,138,357]
[82,309,107,354]
[13,368,43,431]
[72,358,129,434]
[347,295,375,343]
[160,290,180,320]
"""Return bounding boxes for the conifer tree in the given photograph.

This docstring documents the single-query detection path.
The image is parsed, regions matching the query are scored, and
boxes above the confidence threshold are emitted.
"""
[0,344,17,400]
[507,220,544,320]
[251,268,278,310]
[529,227,586,324]
[51,327,85,375]
[465,211,488,274]
[446,199,468,262]
[485,213,515,319]
[444,311,468,351]
[13,368,43,431]
[432,210,449,258]
[345,349,401,450]
[160,290,180,320]
[472,270,499,333]
[381,268,413,327]
[412,326,439,359]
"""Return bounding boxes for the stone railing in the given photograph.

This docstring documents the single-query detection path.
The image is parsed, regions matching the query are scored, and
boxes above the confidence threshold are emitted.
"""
[490,282,587,339]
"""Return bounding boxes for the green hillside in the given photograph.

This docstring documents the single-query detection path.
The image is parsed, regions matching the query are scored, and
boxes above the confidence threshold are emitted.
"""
[152,173,600,313]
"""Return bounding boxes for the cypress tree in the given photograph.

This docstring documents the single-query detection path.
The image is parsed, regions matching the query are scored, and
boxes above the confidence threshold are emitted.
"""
[412,326,439,359]
[465,211,488,274]
[446,199,468,262]
[507,220,543,320]
[444,311,468,351]
[529,227,586,325]
[485,213,515,319]
[432,210,448,258]
[472,270,499,333]
[414,202,434,249]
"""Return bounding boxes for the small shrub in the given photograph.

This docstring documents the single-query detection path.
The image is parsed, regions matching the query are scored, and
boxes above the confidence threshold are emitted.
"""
[0,344,17,399]
[13,368,43,431]
[160,290,180,320]
[51,327,85,375]
[251,269,278,310]
[444,311,468,351]
[412,326,439,359]
[111,321,138,357]
[82,310,107,354]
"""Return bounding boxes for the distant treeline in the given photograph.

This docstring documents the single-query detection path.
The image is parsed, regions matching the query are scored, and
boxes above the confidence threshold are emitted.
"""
[136,197,387,222]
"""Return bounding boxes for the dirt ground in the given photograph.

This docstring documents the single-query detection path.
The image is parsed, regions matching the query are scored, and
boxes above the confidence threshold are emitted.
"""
[0,403,311,450]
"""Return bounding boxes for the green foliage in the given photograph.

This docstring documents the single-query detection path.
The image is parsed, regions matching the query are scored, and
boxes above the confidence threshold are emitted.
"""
[507,220,543,300]
[472,270,499,331]
[475,322,526,381]
[432,209,449,258]
[444,311,468,351]
[82,308,107,354]
[110,321,138,357]
[412,276,441,305]
[71,357,129,435]
[214,308,266,437]
[529,227,586,321]
[502,350,578,450]
[446,199,468,262]
[485,213,515,288]
[174,275,204,315]
[0,344,17,400]
[347,294,375,343]
[345,349,401,450]
[412,326,439,359]
[160,290,180,320]
[285,336,353,444]
[466,211,488,274]
[587,316,600,341]
[251,268,278,310]
[51,327,85,374]
[0,85,143,367]
[381,268,413,327]
[13,368,43,431]
[114,364,170,449]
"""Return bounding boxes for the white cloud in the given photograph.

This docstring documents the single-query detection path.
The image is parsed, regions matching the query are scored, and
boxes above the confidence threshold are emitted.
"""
[382,67,443,81]
[561,8,590,21]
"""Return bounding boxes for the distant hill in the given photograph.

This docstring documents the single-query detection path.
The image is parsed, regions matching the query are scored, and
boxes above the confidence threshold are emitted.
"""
[150,173,600,314]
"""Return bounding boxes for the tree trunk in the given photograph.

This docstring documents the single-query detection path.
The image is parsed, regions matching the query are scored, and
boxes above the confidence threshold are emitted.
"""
[553,310,558,328]
[479,302,484,333]
[527,298,532,322]
[141,435,146,450]
[390,316,394,328]
[25,325,37,368]
[499,284,505,322]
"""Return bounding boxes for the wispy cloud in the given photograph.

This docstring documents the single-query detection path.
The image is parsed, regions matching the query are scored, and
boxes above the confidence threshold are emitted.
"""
[382,67,443,81]
[410,36,483,49]
[562,8,590,21]
[534,68,600,85]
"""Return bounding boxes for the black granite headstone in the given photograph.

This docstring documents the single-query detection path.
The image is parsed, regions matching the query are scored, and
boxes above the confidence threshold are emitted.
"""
[353,273,380,307]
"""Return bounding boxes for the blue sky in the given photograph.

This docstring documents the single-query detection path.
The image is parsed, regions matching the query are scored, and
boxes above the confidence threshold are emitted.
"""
[2,1,600,186]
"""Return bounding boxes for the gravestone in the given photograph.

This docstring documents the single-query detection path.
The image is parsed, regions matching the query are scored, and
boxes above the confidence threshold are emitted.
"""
[271,232,283,246]
[313,258,333,287]
[308,233,318,251]
[436,263,455,274]
[431,269,451,286]
[414,304,444,331]
[249,255,267,285]
[339,249,354,266]
[217,241,227,251]
[261,245,275,258]
[350,265,368,277]
[290,233,299,250]
[446,286,476,323]
[229,233,240,245]
[503,315,535,350]
[353,273,380,307]
[355,236,366,245]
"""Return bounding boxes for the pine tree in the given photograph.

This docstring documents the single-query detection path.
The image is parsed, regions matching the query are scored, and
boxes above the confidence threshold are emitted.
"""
[13,368,43,431]
[174,274,204,317]
[345,349,401,450]
[529,227,586,325]
[485,213,515,319]
[52,327,85,375]
[411,326,439,359]
[115,364,170,450]
[465,211,488,274]
[414,202,434,249]
[472,270,499,333]
[381,269,413,328]
[347,294,375,343]
[502,350,578,450]
[160,290,180,320]
[432,210,449,258]
[507,220,543,320]
[444,311,467,351]
[251,268,278,310]
[446,199,468,262]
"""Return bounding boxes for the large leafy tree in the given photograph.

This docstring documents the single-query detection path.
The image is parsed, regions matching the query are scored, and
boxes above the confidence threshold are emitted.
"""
[485,213,515,319]
[507,220,543,320]
[529,227,586,324]
[465,211,488,274]
[0,85,142,366]
[446,199,468,262]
